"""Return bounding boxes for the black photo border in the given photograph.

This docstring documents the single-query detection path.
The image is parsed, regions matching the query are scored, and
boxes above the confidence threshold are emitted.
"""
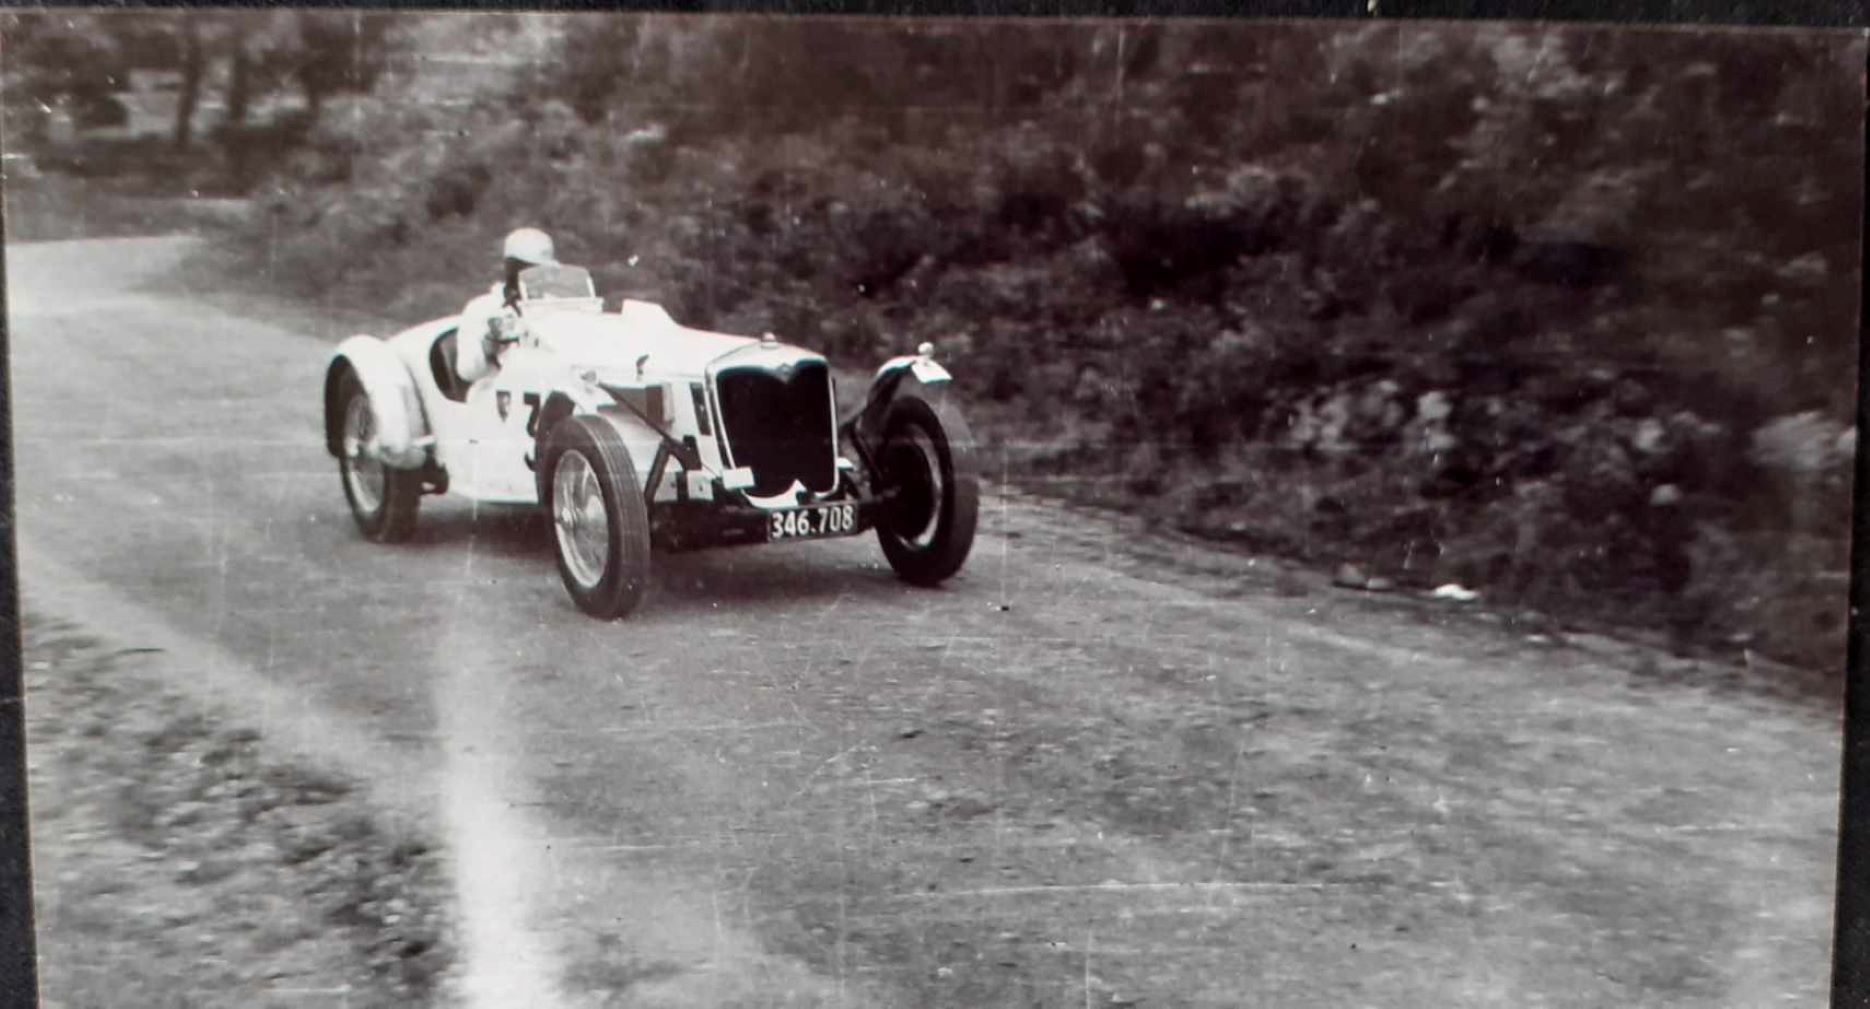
[0,2,1860,1006]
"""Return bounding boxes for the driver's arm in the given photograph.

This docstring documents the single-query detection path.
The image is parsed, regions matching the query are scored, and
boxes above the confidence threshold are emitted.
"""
[454,291,502,384]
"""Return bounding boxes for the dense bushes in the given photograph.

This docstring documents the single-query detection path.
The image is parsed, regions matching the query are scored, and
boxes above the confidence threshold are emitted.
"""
[232,17,1860,668]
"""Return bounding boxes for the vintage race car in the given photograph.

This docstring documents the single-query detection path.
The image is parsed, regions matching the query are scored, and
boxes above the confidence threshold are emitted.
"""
[321,264,978,618]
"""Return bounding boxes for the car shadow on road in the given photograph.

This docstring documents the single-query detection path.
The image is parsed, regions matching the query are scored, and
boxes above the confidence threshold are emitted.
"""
[404,502,923,614]
[647,547,915,615]
[405,504,552,558]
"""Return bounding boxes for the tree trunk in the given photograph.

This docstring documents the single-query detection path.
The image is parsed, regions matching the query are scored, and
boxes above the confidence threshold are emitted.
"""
[173,20,203,150]
[303,80,324,130]
[225,41,251,129]
[221,38,253,184]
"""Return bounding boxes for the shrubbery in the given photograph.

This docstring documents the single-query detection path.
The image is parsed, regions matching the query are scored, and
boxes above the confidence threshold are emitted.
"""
[231,17,1860,668]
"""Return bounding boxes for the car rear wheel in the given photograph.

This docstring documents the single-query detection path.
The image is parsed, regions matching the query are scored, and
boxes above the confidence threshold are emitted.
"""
[336,371,421,543]
[543,416,652,619]
[875,394,979,586]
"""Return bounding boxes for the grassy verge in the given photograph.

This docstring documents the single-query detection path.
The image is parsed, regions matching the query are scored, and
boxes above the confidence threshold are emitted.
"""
[22,612,451,1009]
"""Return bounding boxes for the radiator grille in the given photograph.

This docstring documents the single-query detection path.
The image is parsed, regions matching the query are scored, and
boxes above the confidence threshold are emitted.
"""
[713,361,837,497]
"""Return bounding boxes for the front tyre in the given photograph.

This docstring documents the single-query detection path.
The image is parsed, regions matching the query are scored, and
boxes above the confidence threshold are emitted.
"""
[335,371,421,543]
[542,416,653,619]
[875,394,979,586]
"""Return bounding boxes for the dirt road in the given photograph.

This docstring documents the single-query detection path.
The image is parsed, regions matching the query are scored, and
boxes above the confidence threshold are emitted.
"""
[10,236,1842,1006]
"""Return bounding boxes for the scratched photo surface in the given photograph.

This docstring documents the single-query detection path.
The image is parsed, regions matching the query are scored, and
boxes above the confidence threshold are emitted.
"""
[3,12,1860,1008]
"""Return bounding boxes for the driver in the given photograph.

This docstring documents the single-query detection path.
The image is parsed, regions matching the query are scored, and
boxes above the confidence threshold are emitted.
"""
[455,227,557,384]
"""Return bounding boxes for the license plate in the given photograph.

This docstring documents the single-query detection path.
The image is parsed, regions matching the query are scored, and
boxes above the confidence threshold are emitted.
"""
[768,503,859,542]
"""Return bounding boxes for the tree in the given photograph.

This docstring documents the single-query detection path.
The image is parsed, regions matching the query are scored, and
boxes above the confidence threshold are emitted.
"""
[0,13,132,140]
[286,12,395,128]
[217,12,300,131]
[182,11,393,151]
[173,15,204,149]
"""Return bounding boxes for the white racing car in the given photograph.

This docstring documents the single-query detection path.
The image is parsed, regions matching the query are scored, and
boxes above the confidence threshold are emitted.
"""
[321,264,978,618]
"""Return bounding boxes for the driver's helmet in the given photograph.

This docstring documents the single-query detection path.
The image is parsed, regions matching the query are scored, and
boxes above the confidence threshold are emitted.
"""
[503,227,556,267]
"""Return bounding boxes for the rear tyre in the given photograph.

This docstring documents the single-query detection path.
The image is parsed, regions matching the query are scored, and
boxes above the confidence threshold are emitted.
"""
[335,371,421,543]
[875,394,979,586]
[542,416,653,619]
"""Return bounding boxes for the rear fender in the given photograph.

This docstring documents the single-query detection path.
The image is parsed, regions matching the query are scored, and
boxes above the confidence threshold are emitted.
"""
[324,336,431,470]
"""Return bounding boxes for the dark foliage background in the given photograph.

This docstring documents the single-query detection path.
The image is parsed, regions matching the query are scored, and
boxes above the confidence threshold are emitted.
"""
[6,15,1861,668]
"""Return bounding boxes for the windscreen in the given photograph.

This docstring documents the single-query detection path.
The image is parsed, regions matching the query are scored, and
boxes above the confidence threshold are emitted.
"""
[517,263,597,301]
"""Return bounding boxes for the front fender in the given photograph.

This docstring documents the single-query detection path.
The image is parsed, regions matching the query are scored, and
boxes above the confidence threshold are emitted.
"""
[845,352,952,434]
[842,351,958,481]
[324,335,430,470]
[875,352,952,389]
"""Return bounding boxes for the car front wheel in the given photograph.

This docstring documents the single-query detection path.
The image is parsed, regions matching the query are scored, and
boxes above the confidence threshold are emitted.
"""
[874,394,979,586]
[542,416,652,619]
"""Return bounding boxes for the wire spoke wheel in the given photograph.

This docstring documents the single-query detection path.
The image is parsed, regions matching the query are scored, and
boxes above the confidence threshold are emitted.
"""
[333,371,419,543]
[552,450,611,590]
[543,416,652,619]
[341,394,385,516]
[883,429,944,549]
[873,394,979,586]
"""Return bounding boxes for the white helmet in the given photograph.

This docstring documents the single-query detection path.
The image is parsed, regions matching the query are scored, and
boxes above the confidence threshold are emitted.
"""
[503,227,556,266]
